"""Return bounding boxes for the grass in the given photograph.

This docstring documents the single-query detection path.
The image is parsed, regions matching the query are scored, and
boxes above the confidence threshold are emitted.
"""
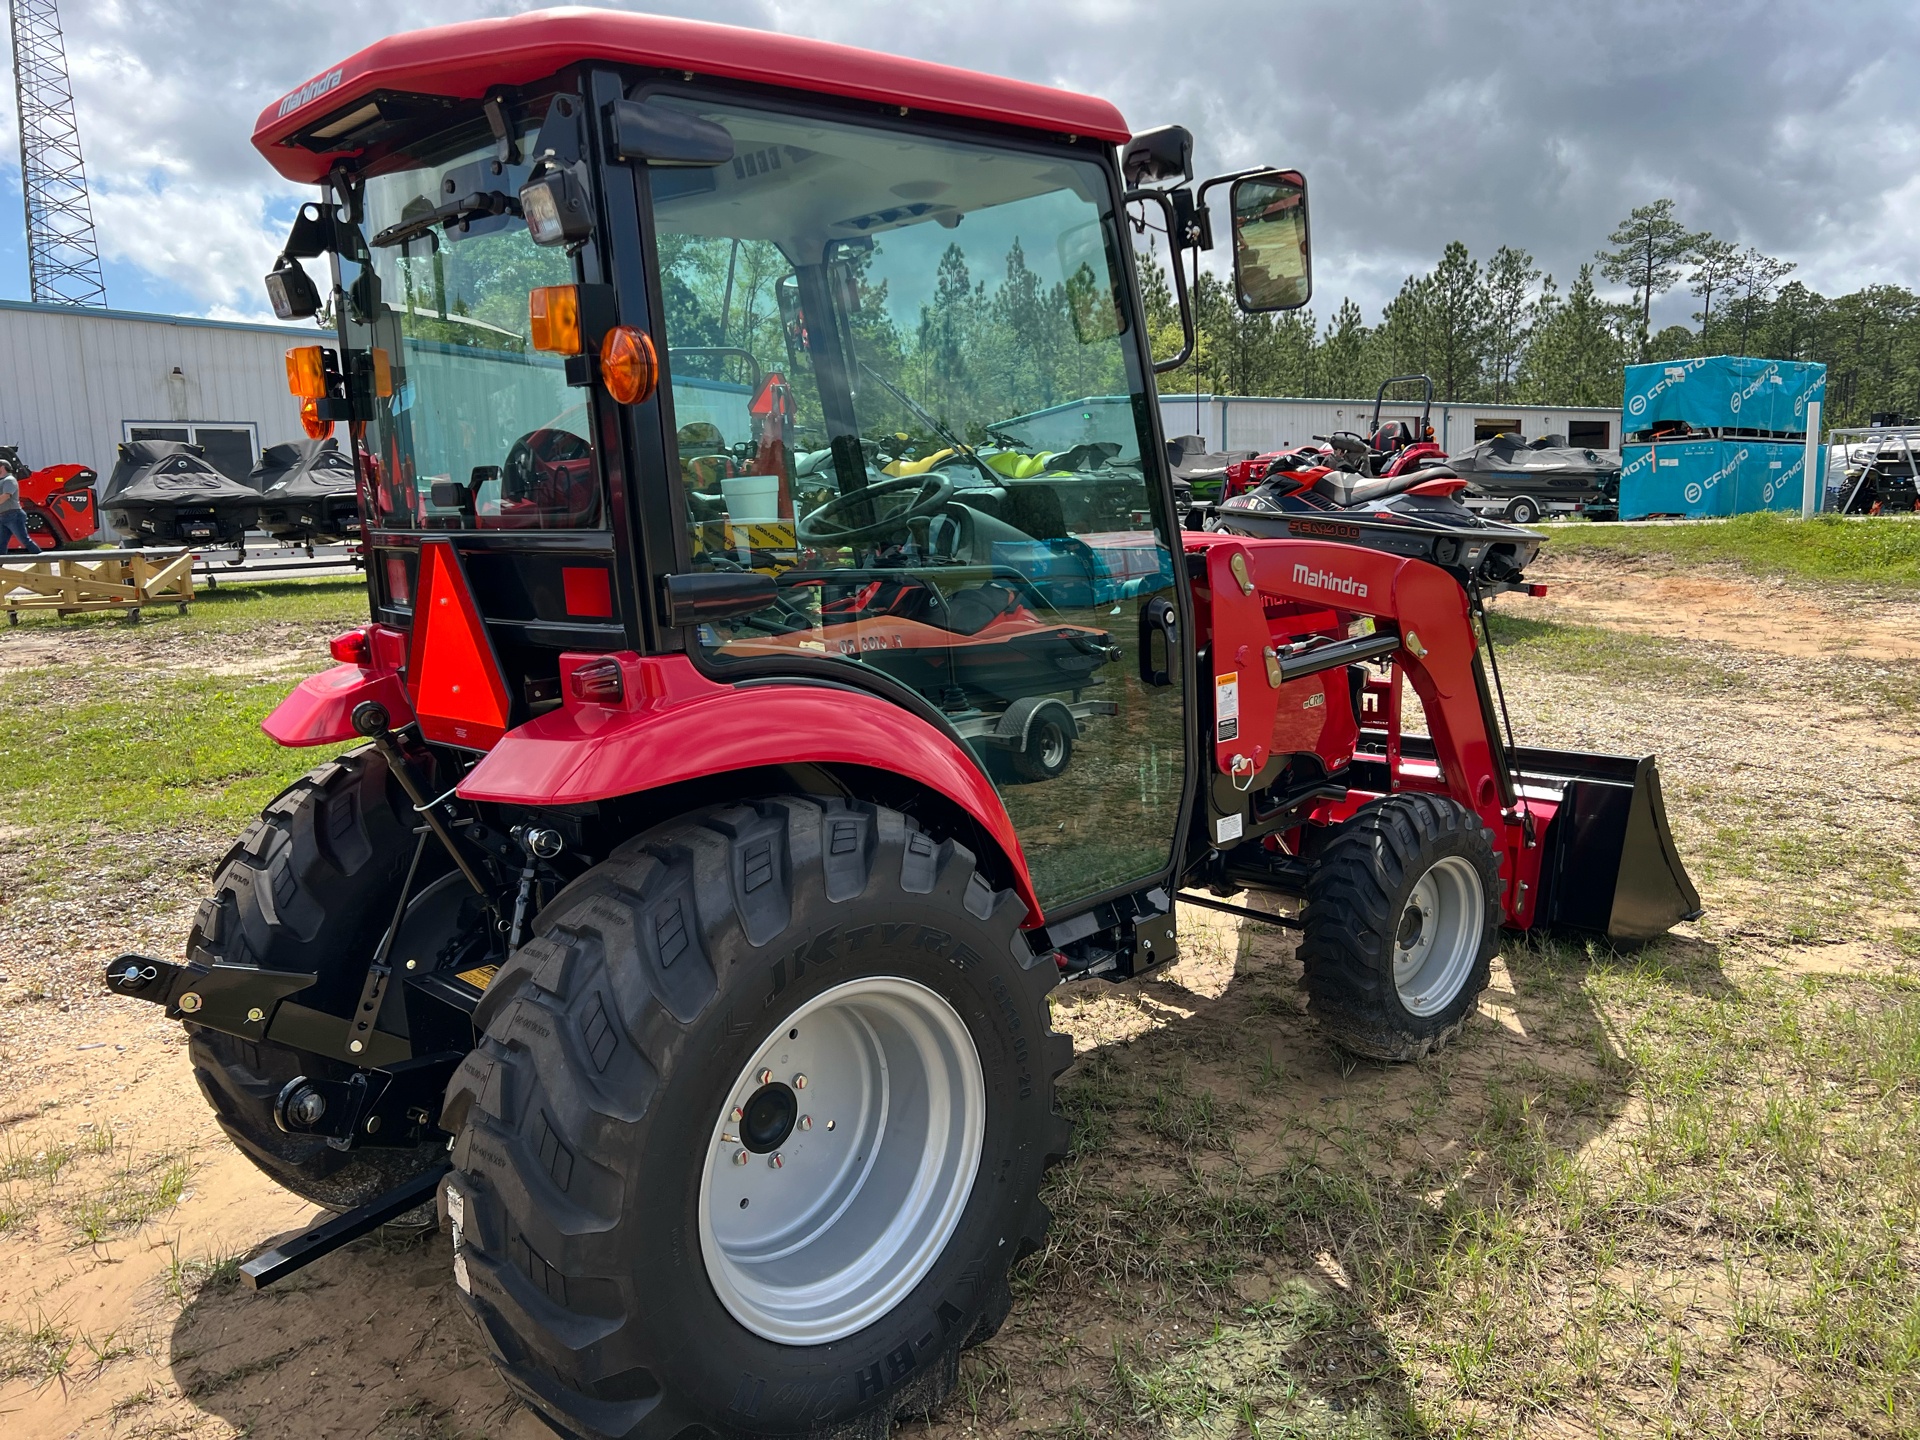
[0,579,360,905]
[1,575,366,635]
[1006,938,1920,1438]
[0,665,319,843]
[1553,511,1920,587]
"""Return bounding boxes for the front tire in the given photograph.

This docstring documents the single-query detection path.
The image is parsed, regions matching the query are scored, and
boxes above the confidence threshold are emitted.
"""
[1504,495,1540,524]
[440,797,1070,1440]
[1297,793,1500,1061]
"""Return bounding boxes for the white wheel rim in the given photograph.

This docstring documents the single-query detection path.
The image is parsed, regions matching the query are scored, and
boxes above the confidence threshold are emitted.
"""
[697,976,985,1345]
[1392,855,1485,1017]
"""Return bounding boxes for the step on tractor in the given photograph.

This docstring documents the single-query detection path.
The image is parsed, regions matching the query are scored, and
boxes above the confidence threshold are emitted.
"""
[104,13,1700,1440]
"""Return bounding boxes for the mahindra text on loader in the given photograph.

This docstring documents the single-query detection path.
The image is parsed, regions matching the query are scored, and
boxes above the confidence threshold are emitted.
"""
[104,12,1700,1439]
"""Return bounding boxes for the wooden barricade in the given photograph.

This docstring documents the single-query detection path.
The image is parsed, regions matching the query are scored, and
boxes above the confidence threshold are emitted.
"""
[1,547,196,624]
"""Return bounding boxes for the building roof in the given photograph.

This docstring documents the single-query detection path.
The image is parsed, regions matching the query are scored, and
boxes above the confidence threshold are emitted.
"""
[0,296,319,340]
[253,7,1131,184]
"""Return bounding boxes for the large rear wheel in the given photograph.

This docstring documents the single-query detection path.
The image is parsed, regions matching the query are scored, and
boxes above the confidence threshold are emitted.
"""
[440,797,1070,1440]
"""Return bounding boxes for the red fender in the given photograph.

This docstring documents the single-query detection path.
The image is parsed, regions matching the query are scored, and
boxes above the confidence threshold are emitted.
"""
[261,625,416,746]
[458,652,1040,922]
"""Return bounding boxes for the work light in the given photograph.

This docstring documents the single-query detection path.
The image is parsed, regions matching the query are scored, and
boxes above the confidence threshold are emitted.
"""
[264,254,321,320]
[519,165,591,246]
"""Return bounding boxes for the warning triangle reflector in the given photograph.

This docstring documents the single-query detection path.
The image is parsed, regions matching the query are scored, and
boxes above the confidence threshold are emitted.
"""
[408,540,512,750]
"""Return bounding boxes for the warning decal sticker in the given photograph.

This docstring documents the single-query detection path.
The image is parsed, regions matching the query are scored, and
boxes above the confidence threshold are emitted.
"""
[1215,671,1240,742]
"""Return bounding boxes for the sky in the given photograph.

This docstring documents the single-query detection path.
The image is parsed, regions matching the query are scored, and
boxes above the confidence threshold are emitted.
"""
[1,0,1915,332]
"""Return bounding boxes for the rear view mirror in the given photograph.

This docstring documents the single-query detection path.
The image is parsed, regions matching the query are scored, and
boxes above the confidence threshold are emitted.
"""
[1229,170,1311,312]
[608,100,734,167]
[1122,125,1194,188]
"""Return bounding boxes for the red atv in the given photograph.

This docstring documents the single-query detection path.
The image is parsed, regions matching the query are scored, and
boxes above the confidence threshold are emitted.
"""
[1220,373,1449,505]
[2,444,99,550]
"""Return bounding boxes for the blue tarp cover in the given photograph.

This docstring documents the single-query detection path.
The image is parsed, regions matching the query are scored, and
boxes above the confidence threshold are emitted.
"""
[1621,355,1826,436]
[1619,438,1825,519]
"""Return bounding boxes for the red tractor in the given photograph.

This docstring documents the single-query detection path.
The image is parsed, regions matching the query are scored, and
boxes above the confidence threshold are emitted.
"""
[106,15,1698,1440]
[1,444,99,550]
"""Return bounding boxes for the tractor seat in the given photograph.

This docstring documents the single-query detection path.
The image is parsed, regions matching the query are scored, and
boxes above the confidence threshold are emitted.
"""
[1312,464,1458,508]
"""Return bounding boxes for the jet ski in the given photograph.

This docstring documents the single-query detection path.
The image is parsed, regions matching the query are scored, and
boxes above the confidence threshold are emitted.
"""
[1209,454,1544,586]
[253,438,361,545]
[1167,434,1255,506]
[1446,433,1620,524]
[101,439,262,548]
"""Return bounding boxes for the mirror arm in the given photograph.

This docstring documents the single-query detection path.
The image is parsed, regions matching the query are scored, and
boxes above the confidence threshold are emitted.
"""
[1126,188,1195,374]
[1196,167,1273,211]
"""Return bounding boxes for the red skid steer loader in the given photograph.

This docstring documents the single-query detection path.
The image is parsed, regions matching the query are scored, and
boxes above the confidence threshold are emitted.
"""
[106,13,1698,1439]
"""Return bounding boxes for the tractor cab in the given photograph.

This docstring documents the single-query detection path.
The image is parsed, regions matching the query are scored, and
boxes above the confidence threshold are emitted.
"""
[251,12,1285,918]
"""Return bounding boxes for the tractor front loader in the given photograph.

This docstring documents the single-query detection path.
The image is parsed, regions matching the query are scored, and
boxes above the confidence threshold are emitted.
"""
[104,13,1698,1440]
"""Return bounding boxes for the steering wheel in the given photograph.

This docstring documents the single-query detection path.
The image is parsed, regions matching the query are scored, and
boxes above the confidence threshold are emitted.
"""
[504,428,593,502]
[797,471,955,545]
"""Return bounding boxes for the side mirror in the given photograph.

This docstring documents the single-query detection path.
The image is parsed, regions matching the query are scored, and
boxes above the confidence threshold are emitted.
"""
[1229,170,1311,312]
[608,99,734,167]
[1122,125,1193,188]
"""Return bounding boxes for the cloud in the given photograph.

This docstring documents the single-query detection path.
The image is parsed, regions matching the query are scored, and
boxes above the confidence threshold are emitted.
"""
[9,0,1916,326]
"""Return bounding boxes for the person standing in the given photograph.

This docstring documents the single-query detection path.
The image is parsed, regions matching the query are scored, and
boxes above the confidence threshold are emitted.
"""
[0,464,40,553]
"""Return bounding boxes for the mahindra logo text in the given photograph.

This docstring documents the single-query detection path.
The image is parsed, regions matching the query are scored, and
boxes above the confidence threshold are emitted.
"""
[1293,563,1369,598]
[277,67,344,118]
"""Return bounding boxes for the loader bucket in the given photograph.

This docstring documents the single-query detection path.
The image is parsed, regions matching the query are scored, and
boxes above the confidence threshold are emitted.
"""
[1517,747,1703,944]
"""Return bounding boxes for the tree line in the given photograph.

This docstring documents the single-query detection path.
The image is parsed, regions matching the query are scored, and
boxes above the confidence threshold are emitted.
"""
[1148,198,1920,425]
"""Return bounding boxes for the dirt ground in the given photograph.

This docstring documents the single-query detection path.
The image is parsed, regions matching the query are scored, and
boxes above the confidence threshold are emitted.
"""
[3,551,1917,1439]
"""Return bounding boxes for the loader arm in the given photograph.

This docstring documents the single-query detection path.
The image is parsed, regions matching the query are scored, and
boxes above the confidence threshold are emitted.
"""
[1189,532,1508,830]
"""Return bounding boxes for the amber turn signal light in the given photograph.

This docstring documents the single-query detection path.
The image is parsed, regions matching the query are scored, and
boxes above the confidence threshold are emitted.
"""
[285,344,329,400]
[529,285,583,355]
[371,347,393,398]
[299,396,332,440]
[600,325,658,405]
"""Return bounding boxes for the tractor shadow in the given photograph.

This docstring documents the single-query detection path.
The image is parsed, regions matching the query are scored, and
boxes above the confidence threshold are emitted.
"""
[901,898,1721,1437]
[166,902,1719,1440]
[163,1225,542,1440]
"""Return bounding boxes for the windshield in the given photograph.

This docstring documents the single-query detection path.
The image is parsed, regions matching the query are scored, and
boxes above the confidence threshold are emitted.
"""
[651,98,1184,911]
[339,121,596,532]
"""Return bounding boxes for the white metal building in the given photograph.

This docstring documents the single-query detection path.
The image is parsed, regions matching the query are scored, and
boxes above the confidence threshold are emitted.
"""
[1155,394,1620,456]
[0,299,321,530]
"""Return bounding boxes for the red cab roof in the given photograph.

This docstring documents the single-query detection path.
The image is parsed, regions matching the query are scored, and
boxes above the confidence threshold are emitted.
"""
[253,7,1131,183]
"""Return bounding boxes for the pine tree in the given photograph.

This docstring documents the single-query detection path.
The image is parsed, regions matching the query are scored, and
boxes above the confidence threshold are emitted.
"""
[1597,199,1698,362]
[1483,245,1540,404]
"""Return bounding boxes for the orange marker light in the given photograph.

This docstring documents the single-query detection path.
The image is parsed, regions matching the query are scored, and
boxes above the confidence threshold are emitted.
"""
[286,345,328,400]
[600,325,658,405]
[371,347,393,398]
[529,285,582,354]
[300,396,332,440]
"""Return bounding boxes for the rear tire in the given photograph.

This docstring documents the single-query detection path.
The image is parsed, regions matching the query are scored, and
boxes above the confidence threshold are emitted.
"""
[440,797,1071,1440]
[184,746,447,1210]
[1297,793,1500,1061]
